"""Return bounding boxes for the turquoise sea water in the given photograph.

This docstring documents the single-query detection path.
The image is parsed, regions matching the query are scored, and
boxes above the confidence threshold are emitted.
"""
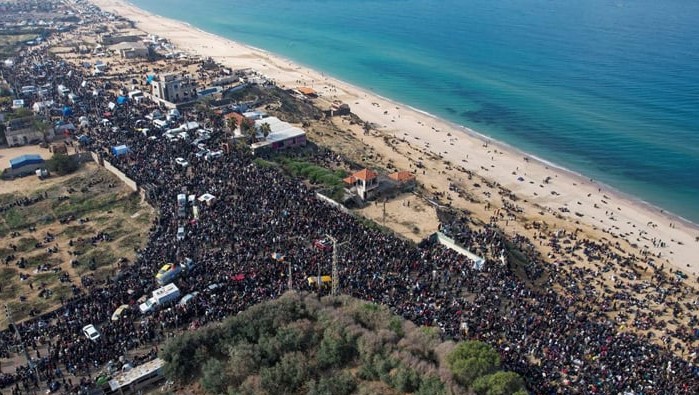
[132,0,699,223]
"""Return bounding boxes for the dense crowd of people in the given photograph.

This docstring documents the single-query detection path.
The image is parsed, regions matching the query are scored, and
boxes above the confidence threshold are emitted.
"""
[0,45,697,395]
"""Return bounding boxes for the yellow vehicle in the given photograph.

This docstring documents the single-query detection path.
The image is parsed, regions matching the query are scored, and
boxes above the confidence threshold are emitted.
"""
[111,304,130,321]
[307,275,332,287]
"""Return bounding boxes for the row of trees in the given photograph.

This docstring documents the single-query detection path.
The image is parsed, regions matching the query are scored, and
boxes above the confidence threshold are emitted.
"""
[160,292,527,395]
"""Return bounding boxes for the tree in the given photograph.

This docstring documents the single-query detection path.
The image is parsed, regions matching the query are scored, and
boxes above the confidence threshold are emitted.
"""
[0,123,6,146]
[33,118,51,144]
[259,122,271,140]
[446,341,501,387]
[307,371,357,395]
[472,371,527,395]
[259,352,309,394]
[47,153,79,175]
[227,116,238,135]
[240,118,256,143]
[200,358,227,394]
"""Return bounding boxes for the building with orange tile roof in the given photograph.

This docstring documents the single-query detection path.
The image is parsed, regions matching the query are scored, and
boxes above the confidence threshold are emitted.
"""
[343,168,379,200]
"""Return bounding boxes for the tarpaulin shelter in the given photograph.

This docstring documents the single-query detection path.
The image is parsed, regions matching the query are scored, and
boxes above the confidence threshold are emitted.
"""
[111,145,130,156]
[116,96,128,105]
[10,154,44,169]
[146,75,155,84]
[62,106,73,116]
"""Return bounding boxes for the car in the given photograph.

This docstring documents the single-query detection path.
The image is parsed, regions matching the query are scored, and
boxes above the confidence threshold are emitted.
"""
[82,324,100,341]
[313,238,332,251]
[177,226,185,241]
[111,304,130,321]
[139,298,157,314]
[205,150,223,161]
[178,291,199,306]
[175,157,189,167]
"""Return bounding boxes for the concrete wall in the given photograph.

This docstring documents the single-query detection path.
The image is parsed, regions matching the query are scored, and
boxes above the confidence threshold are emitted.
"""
[316,192,350,214]
[103,159,138,192]
[435,231,485,270]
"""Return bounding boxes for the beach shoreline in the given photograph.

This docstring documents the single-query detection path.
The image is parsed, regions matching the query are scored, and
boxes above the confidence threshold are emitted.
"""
[89,0,699,272]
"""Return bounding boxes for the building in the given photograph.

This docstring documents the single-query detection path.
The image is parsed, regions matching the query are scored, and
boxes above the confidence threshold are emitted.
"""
[110,41,149,59]
[250,117,307,155]
[343,169,379,200]
[295,86,318,98]
[388,170,417,191]
[4,117,53,147]
[150,73,197,104]
[100,33,142,45]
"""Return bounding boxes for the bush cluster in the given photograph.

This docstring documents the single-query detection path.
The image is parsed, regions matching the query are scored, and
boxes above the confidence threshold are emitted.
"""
[161,293,527,394]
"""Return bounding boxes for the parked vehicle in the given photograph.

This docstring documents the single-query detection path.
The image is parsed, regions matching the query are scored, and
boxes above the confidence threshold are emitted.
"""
[82,324,100,341]
[139,283,181,314]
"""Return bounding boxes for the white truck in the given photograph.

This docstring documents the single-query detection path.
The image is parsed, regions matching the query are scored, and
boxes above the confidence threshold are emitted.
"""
[139,283,181,314]
[177,193,187,218]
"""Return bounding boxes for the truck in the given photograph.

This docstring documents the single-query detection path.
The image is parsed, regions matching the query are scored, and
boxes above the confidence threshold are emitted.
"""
[139,283,181,314]
[177,193,187,218]
[155,258,195,286]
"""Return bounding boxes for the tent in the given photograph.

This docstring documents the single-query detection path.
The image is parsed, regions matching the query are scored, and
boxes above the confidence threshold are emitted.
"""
[116,96,128,105]
[146,75,155,84]
[62,106,73,116]
[111,145,130,156]
[10,154,44,169]
[78,135,91,144]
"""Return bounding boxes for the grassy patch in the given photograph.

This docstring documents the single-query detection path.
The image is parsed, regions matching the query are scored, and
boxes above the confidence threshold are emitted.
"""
[33,272,59,285]
[61,224,88,239]
[118,233,145,250]
[3,207,27,229]
[15,237,39,253]
[78,248,116,274]
[26,253,62,268]
[0,267,17,283]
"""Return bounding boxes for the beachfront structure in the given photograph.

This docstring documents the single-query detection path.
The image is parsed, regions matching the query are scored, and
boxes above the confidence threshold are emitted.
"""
[388,170,417,191]
[343,169,379,201]
[110,41,149,59]
[250,116,307,155]
[150,73,197,104]
[100,33,142,45]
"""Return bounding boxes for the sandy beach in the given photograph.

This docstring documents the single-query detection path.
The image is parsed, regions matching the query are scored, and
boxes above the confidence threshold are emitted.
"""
[89,0,698,274]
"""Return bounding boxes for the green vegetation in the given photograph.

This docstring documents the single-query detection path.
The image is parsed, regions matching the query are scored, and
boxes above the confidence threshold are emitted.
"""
[0,33,36,56]
[47,153,80,175]
[161,292,527,394]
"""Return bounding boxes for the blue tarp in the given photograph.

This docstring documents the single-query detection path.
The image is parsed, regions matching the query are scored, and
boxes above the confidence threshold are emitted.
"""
[62,106,73,116]
[146,75,155,84]
[9,154,44,169]
[116,96,128,105]
[78,135,91,144]
[111,145,129,156]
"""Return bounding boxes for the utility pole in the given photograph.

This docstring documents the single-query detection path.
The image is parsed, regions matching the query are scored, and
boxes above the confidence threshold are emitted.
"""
[5,304,39,384]
[325,234,347,296]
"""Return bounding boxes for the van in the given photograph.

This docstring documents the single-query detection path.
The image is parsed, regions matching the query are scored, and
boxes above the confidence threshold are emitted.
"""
[176,226,185,241]
[177,194,187,218]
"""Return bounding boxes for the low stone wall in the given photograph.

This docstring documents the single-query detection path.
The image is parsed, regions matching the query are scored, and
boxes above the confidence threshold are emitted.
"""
[435,231,485,270]
[315,192,350,214]
[103,159,138,192]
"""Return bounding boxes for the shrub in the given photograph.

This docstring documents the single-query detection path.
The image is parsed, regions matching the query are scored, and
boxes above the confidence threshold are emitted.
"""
[446,341,501,387]
[200,358,226,394]
[416,375,447,395]
[259,352,309,394]
[392,365,421,393]
[47,153,79,175]
[307,371,357,395]
[472,371,527,395]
